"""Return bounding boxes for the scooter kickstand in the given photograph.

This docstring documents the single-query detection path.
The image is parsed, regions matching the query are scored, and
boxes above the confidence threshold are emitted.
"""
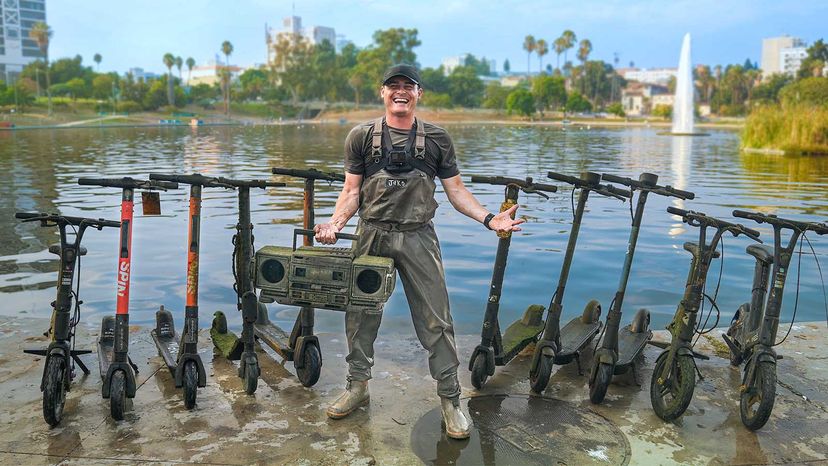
[575,351,583,376]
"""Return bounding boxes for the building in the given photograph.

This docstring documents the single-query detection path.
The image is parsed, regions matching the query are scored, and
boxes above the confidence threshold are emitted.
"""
[127,67,160,81]
[622,82,670,116]
[760,36,804,76]
[0,0,47,83]
[188,57,243,86]
[780,46,808,77]
[266,16,337,67]
[617,68,677,85]
[441,54,496,75]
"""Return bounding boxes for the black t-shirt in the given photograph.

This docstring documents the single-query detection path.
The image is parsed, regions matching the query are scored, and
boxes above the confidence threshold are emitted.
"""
[344,118,460,179]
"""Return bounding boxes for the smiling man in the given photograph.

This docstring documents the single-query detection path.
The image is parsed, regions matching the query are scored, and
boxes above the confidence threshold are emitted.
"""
[314,63,523,439]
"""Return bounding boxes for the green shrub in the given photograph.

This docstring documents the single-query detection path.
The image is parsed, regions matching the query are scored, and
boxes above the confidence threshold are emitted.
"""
[742,103,828,154]
[421,92,452,109]
[506,88,535,116]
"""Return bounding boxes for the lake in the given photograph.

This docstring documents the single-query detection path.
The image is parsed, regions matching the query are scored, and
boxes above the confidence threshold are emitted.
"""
[1,123,827,337]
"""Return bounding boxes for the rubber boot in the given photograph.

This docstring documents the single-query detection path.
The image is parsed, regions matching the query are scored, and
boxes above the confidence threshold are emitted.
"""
[440,396,471,439]
[326,380,369,419]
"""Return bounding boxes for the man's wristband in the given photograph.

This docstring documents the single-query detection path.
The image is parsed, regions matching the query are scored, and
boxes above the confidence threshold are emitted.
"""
[483,213,495,230]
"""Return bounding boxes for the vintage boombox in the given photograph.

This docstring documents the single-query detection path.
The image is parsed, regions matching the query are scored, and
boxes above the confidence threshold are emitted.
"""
[254,231,395,314]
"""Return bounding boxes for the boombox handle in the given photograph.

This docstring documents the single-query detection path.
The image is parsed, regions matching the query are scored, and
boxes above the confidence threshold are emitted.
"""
[293,228,360,251]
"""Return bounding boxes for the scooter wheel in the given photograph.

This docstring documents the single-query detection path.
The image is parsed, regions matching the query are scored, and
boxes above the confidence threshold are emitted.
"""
[110,370,127,421]
[182,361,198,410]
[295,343,321,387]
[42,356,67,427]
[529,354,554,393]
[470,353,489,389]
[589,362,613,404]
[243,361,259,395]
[740,361,776,430]
[650,352,696,421]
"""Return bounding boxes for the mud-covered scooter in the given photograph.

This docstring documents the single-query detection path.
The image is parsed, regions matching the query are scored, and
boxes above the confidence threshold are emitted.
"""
[649,207,760,421]
[147,173,234,409]
[723,210,828,430]
[468,176,558,389]
[209,177,284,395]
[588,173,694,404]
[251,167,345,387]
[528,171,630,393]
[17,212,120,426]
[77,177,178,420]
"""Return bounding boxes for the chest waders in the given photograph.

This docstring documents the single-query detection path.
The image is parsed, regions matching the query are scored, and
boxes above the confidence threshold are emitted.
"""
[251,167,345,387]
[18,212,120,426]
[723,210,828,430]
[649,207,760,422]
[588,173,694,405]
[147,174,233,410]
[77,177,179,420]
[467,176,557,390]
[528,171,630,394]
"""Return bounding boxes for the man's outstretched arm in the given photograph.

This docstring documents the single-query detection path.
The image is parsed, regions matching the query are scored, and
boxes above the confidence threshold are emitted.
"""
[314,172,362,244]
[440,175,525,233]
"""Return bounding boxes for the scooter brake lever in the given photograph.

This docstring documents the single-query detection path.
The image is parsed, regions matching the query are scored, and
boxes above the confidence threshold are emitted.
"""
[523,188,549,199]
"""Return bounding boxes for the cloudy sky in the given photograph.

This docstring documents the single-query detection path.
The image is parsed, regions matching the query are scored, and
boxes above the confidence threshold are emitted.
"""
[47,0,827,73]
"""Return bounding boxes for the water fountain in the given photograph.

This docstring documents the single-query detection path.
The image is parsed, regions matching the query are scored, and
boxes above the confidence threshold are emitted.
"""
[665,33,708,136]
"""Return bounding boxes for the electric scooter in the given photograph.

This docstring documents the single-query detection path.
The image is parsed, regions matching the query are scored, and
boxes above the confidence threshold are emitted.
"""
[208,177,285,395]
[147,173,233,409]
[468,175,558,390]
[17,212,120,426]
[251,167,345,387]
[77,177,178,420]
[588,172,694,404]
[528,171,630,393]
[723,209,828,430]
[649,207,760,421]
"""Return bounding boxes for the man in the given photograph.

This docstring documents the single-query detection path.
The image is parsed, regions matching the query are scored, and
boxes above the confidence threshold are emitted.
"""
[314,64,523,439]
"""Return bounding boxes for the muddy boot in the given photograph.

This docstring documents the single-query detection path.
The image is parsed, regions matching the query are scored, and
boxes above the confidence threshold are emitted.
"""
[440,396,471,439]
[326,380,369,419]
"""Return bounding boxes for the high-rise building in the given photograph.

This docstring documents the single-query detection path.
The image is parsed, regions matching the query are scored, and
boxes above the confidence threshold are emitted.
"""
[761,36,804,76]
[0,0,47,83]
[266,16,337,68]
[780,46,808,76]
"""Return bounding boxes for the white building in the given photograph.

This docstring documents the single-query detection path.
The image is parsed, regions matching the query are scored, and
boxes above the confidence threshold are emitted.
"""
[761,36,805,76]
[441,54,496,75]
[618,68,677,85]
[189,58,243,86]
[127,67,160,81]
[0,0,47,83]
[266,16,338,66]
[780,46,808,77]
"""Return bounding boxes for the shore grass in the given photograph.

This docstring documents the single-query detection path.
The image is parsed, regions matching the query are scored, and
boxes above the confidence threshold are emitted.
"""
[742,104,828,155]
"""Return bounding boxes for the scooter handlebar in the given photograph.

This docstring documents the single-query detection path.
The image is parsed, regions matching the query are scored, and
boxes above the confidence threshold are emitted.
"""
[15,212,121,229]
[733,209,828,235]
[669,207,762,242]
[149,173,233,188]
[470,175,557,197]
[667,206,688,217]
[546,171,581,185]
[214,177,286,189]
[78,177,179,191]
[601,173,694,200]
[272,167,346,182]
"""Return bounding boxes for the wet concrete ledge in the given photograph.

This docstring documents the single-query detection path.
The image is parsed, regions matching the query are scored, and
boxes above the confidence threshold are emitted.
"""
[0,316,826,465]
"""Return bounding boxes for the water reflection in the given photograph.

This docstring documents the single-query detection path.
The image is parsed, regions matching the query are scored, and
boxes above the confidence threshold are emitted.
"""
[0,125,826,335]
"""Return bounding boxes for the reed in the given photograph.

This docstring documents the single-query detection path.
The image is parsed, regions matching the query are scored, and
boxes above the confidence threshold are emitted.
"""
[742,104,828,155]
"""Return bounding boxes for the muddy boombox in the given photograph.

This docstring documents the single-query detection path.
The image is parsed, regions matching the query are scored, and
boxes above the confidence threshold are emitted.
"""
[254,229,395,313]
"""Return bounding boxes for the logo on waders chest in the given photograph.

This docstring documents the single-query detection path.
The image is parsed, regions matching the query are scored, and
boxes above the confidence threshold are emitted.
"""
[385,179,407,188]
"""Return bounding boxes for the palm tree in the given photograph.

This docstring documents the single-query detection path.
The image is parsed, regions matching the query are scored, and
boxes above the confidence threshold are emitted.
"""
[185,57,195,86]
[29,22,52,115]
[536,39,548,75]
[221,40,234,117]
[523,35,536,77]
[93,53,102,71]
[561,30,577,73]
[163,52,175,106]
[553,37,566,72]
[577,39,592,94]
[175,56,183,82]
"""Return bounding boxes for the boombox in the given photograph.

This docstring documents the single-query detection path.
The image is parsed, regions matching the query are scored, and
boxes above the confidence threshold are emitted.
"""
[254,230,396,313]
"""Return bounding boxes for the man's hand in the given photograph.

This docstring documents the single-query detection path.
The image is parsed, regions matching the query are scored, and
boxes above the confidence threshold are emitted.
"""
[488,204,526,233]
[314,222,340,244]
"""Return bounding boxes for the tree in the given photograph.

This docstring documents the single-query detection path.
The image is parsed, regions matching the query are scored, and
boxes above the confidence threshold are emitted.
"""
[751,73,792,103]
[577,39,592,93]
[420,66,450,94]
[238,68,268,101]
[523,35,536,77]
[92,74,115,100]
[531,74,566,115]
[28,21,52,115]
[371,28,420,64]
[503,59,510,73]
[464,54,492,76]
[93,53,102,71]
[798,39,828,79]
[185,57,195,86]
[779,77,828,107]
[561,30,577,75]
[162,53,175,106]
[483,81,510,109]
[506,88,535,116]
[448,65,484,107]
[536,39,548,74]
[175,56,183,82]
[565,91,592,113]
[607,102,625,117]
[221,40,234,116]
[553,37,566,72]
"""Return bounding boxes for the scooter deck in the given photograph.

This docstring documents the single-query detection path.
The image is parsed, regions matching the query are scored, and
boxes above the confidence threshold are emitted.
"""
[616,324,652,369]
[555,317,602,363]
[150,329,180,371]
[497,304,546,364]
[253,322,292,359]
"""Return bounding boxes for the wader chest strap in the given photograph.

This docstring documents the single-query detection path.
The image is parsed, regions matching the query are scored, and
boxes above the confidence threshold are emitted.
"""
[365,117,433,178]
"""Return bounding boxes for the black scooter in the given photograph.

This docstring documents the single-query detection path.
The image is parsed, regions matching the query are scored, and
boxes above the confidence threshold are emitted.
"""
[723,210,828,430]
[588,172,694,404]
[148,173,233,409]
[529,171,629,393]
[17,212,120,426]
[468,176,558,389]
[78,177,177,420]
[649,207,760,421]
[209,177,284,395]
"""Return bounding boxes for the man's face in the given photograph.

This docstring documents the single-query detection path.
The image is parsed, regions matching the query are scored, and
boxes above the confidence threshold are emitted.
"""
[381,76,422,117]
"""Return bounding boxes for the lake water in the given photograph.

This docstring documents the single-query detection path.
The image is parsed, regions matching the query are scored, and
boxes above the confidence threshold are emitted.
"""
[1,124,827,337]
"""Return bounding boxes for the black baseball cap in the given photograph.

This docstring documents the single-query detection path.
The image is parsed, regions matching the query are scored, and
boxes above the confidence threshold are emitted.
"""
[382,64,420,86]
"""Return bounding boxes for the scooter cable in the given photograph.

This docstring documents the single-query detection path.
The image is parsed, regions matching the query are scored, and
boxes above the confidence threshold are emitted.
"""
[692,237,725,347]
[592,296,616,354]
[570,187,576,220]
[774,232,827,346]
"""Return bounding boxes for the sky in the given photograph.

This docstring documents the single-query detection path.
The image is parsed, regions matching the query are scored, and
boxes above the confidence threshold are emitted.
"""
[47,0,828,74]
